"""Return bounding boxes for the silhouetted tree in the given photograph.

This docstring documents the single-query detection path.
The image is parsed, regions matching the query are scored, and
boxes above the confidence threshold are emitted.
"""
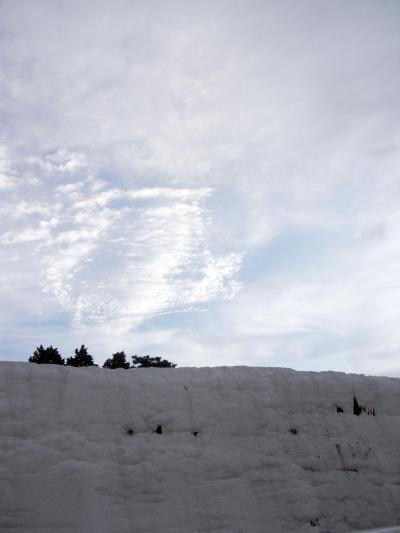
[131,355,177,368]
[103,351,130,369]
[29,345,65,365]
[66,345,95,367]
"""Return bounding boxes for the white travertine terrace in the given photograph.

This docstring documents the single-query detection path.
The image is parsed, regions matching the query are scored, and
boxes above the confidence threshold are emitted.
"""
[1,362,400,532]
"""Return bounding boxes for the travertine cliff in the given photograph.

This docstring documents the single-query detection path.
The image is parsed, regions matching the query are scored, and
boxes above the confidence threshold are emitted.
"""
[1,362,400,532]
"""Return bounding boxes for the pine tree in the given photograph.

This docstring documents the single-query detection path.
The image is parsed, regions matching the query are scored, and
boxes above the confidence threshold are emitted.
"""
[102,351,130,369]
[29,345,65,365]
[66,345,95,367]
[131,355,177,368]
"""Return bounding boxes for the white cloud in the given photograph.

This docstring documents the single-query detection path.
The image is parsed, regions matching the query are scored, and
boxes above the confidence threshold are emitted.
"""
[1,1,400,374]
[0,162,241,330]
[125,187,212,201]
[0,174,14,190]
[0,144,16,189]
[1,201,50,219]
[57,187,241,328]
[27,149,88,174]
[0,221,53,244]
[55,182,84,195]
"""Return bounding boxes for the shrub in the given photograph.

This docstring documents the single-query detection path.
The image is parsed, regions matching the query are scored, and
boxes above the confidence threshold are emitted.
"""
[103,351,130,369]
[131,355,177,368]
[29,345,65,365]
[66,345,95,367]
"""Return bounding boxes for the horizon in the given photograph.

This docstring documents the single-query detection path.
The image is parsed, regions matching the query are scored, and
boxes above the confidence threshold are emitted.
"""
[2,359,400,381]
[1,0,400,377]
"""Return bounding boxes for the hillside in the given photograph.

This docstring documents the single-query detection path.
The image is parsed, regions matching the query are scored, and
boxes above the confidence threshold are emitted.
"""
[1,362,400,533]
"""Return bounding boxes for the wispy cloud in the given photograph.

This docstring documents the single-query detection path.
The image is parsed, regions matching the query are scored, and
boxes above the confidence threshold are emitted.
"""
[0,156,241,331]
[1,0,400,375]
[27,149,88,174]
[0,144,16,190]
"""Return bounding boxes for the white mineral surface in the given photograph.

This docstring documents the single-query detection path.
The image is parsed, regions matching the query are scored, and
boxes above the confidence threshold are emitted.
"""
[1,362,400,532]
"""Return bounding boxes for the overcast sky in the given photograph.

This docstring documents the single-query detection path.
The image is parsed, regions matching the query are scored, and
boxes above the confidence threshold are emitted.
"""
[1,0,400,375]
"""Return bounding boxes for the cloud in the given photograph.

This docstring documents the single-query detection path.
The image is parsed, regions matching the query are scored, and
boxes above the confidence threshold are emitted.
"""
[0,156,241,331]
[1,1,400,375]
[27,149,88,174]
[0,222,52,244]
[0,144,16,189]
[0,174,14,190]
[53,185,242,328]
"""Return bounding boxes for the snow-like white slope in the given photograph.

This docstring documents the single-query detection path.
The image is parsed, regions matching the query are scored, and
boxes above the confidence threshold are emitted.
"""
[353,526,400,533]
[1,363,400,533]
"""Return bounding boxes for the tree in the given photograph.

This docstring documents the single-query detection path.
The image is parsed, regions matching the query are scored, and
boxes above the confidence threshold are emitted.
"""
[29,345,65,365]
[131,355,177,368]
[102,351,130,369]
[66,345,95,367]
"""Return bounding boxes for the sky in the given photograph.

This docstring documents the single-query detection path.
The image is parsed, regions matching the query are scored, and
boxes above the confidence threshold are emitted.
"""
[1,0,400,376]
